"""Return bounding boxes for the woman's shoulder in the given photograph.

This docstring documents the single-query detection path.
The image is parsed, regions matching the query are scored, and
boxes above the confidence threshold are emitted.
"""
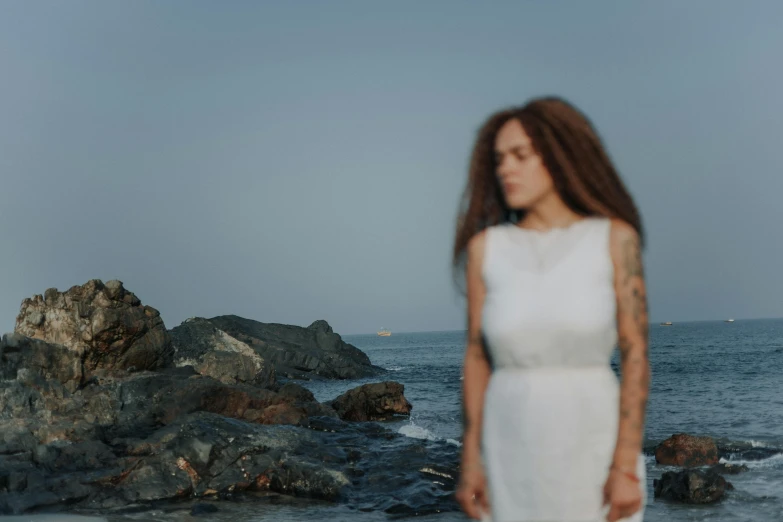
[607,218,642,268]
[466,228,488,260]
[608,218,640,245]
[466,223,512,266]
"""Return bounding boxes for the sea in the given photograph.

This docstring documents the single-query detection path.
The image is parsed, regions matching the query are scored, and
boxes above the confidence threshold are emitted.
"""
[94,319,783,522]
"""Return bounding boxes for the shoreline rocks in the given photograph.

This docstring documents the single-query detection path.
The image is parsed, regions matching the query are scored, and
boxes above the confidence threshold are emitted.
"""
[1,281,426,516]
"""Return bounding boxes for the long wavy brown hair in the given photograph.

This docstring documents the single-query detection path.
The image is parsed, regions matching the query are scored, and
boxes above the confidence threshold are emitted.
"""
[452,96,643,286]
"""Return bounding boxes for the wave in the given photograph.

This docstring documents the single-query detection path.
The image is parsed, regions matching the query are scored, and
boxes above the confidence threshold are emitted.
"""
[397,420,463,447]
[721,452,783,469]
[384,366,406,371]
[398,422,439,441]
[743,439,779,448]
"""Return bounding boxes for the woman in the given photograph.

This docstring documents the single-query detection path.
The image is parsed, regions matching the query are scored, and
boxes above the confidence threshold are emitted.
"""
[453,97,650,522]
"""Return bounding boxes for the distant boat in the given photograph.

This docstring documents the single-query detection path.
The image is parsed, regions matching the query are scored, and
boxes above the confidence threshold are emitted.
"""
[724,319,735,323]
[377,328,391,337]
[660,322,673,326]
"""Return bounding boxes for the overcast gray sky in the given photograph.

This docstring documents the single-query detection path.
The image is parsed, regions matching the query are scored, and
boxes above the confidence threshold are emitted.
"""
[1,1,781,335]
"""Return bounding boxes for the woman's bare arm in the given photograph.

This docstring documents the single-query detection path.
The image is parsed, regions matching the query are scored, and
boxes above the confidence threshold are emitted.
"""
[609,220,651,473]
[461,231,493,469]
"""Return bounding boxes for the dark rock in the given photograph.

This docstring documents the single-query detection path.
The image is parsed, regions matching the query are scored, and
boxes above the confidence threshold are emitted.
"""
[655,433,719,467]
[191,502,219,515]
[328,382,412,421]
[653,469,731,503]
[149,375,336,427]
[169,317,275,388]
[109,412,350,502]
[206,315,384,380]
[14,280,173,377]
[276,382,316,402]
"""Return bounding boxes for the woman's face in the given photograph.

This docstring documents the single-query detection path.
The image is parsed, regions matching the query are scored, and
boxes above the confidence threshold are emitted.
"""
[494,118,555,210]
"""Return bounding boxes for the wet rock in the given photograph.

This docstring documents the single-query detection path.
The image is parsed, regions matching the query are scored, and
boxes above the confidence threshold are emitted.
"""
[191,502,219,515]
[709,462,749,475]
[653,469,731,503]
[106,412,351,502]
[328,381,412,421]
[655,433,719,467]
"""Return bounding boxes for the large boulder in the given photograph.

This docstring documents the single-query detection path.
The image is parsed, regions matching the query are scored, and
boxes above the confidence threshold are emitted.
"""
[655,434,719,467]
[14,280,172,376]
[653,469,732,503]
[206,316,384,380]
[328,381,412,422]
[169,317,275,388]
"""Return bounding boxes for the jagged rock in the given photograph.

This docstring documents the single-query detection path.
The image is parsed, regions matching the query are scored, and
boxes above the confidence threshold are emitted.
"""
[654,469,731,503]
[14,280,172,377]
[205,315,384,380]
[169,317,275,388]
[328,382,412,421]
[655,433,719,467]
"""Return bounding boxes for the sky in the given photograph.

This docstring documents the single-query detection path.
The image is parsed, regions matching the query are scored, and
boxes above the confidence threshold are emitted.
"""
[1,1,782,335]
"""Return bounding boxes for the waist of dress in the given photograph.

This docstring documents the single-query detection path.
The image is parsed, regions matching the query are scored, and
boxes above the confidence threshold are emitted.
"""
[492,364,613,375]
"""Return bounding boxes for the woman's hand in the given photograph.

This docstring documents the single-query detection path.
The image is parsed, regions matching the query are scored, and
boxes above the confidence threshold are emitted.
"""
[602,469,642,521]
[455,462,490,520]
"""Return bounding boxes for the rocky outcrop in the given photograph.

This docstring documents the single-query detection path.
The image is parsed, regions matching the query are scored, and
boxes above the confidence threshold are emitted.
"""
[328,381,412,421]
[169,317,275,388]
[0,349,448,517]
[14,280,172,377]
[655,434,719,467]
[206,316,384,380]
[654,469,732,503]
[0,281,462,518]
[0,328,445,516]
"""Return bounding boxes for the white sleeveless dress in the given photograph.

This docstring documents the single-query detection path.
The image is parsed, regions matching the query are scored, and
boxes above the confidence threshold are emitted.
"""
[480,217,646,522]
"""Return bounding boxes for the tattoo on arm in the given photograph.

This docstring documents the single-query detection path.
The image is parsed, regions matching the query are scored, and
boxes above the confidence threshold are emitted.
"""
[616,232,651,455]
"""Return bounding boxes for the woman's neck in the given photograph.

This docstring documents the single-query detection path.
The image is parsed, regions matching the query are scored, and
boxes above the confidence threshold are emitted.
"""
[518,192,584,231]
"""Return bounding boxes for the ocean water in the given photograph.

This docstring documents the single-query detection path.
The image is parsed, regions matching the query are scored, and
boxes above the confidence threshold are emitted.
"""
[106,319,783,522]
